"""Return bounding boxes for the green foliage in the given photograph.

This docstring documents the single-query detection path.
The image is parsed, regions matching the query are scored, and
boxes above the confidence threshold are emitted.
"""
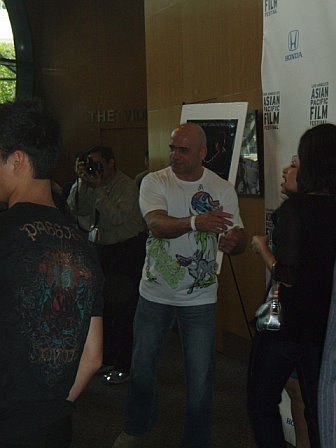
[0,42,16,103]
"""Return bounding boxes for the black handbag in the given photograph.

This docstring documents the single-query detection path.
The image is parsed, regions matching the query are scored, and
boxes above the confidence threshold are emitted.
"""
[255,280,281,332]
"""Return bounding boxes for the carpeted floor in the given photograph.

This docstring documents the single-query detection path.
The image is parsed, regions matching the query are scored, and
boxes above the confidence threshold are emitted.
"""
[70,330,257,447]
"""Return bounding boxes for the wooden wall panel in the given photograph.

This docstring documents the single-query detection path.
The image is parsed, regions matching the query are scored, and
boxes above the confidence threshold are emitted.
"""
[218,87,264,108]
[145,4,183,110]
[216,1,263,95]
[145,0,182,18]
[25,0,148,184]
[146,0,263,106]
[147,106,181,170]
[182,0,221,103]
[100,127,148,178]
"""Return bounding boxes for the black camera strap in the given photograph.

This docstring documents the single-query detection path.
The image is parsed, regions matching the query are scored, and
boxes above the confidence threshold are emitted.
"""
[93,208,100,227]
[74,177,101,243]
[74,178,101,233]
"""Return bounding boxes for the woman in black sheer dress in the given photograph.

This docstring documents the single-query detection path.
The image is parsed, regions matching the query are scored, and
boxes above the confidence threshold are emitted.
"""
[247,124,336,448]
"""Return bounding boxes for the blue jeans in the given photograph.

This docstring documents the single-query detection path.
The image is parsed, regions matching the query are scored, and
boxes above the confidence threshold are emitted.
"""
[247,333,323,448]
[125,296,216,448]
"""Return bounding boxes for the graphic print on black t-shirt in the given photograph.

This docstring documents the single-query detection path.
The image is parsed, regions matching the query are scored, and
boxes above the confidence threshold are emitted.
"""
[16,247,96,386]
[0,204,103,405]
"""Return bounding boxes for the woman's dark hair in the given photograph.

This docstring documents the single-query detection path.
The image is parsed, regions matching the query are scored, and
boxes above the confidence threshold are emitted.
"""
[297,123,336,194]
[0,100,60,179]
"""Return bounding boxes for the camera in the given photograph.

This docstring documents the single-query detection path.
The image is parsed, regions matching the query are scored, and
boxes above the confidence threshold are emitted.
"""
[85,159,104,176]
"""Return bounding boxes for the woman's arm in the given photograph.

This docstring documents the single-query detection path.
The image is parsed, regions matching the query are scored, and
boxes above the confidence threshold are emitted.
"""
[251,235,276,271]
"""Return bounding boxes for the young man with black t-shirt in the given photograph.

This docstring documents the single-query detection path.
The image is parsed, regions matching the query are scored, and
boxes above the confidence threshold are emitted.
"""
[0,101,104,448]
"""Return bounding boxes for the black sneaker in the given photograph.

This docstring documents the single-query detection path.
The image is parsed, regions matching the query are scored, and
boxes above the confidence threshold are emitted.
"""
[102,370,130,385]
[97,364,115,375]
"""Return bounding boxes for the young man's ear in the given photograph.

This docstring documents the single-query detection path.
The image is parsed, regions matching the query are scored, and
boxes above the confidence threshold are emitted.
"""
[11,150,26,171]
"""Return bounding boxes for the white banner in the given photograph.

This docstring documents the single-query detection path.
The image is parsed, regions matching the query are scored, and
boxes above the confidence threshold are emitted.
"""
[262,0,336,225]
[262,2,336,444]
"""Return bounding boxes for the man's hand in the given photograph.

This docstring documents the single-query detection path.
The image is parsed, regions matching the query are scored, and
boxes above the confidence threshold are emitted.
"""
[218,227,247,255]
[76,161,86,178]
[195,207,233,234]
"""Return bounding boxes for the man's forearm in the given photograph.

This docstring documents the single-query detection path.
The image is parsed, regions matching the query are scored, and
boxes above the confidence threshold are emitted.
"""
[145,208,235,239]
[145,211,192,239]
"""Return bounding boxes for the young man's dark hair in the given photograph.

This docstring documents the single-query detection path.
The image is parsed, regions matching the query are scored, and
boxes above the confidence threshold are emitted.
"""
[0,100,60,179]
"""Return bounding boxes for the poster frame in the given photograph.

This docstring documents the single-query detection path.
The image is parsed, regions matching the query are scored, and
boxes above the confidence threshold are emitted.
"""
[180,102,248,185]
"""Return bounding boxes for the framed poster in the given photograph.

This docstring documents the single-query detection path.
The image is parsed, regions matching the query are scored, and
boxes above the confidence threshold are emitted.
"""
[235,110,264,196]
[180,102,248,185]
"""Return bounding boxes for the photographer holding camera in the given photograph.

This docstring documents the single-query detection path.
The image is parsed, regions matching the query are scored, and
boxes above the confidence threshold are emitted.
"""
[67,145,146,384]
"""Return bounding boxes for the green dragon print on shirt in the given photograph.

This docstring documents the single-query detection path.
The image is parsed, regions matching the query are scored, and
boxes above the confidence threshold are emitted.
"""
[145,232,215,292]
[145,237,185,288]
[145,190,220,293]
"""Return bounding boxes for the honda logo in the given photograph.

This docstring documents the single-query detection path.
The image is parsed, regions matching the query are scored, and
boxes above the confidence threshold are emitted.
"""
[288,30,299,52]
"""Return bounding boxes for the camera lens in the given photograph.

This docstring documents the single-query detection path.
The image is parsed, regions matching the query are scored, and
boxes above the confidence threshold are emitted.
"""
[86,160,104,176]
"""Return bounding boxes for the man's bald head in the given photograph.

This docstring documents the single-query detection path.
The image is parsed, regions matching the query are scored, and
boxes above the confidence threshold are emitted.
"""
[171,123,207,149]
[169,122,207,181]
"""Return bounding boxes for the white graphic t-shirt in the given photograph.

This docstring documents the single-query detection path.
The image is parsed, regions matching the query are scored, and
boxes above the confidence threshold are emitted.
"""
[139,167,243,306]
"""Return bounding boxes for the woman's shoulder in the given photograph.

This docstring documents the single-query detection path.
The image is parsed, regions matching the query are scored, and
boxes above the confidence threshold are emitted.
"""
[279,193,336,221]
[291,193,336,207]
[280,192,334,206]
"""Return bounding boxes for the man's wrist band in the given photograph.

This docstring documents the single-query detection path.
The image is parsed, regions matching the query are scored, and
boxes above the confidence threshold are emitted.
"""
[190,215,197,231]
